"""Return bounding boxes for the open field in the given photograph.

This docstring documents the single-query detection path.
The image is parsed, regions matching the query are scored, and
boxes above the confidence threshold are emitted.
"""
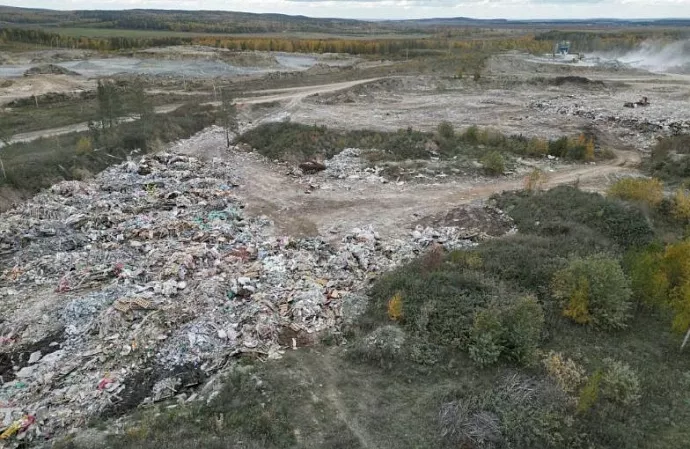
[1,12,690,449]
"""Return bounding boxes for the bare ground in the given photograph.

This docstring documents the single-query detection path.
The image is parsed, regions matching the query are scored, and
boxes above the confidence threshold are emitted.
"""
[175,126,640,239]
[6,51,677,240]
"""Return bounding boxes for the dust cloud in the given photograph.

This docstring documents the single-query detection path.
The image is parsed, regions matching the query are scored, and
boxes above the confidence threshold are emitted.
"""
[598,40,690,74]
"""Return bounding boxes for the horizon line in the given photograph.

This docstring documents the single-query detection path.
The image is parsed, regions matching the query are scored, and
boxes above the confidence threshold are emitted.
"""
[2,5,690,23]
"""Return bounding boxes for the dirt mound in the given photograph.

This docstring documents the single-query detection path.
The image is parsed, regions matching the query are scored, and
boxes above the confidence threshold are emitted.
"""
[307,77,404,105]
[551,75,605,87]
[23,64,79,77]
[415,205,515,237]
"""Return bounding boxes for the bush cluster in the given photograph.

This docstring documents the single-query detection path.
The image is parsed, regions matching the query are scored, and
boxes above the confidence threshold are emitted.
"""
[239,122,609,169]
[607,177,664,208]
[551,255,633,330]
[469,296,544,366]
[494,186,654,250]
[543,351,587,394]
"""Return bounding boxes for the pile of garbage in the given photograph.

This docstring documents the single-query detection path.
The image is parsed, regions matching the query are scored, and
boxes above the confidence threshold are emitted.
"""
[323,148,386,182]
[0,151,477,445]
[529,99,690,149]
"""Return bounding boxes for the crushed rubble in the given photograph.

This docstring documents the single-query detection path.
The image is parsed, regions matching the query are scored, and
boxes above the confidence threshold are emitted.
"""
[0,151,487,445]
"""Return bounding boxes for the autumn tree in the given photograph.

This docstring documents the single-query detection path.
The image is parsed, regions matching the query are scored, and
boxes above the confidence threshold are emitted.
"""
[627,240,690,348]
[552,255,632,330]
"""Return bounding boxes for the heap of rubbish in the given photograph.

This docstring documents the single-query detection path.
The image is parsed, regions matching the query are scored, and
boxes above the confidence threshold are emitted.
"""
[0,151,483,445]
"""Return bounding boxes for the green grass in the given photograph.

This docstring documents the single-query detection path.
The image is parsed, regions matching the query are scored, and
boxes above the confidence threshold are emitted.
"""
[0,102,218,193]
[5,97,100,135]
[4,91,212,135]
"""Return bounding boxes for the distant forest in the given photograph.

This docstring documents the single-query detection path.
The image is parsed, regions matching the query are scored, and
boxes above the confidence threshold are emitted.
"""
[0,7,409,35]
[1,6,689,58]
[2,6,690,36]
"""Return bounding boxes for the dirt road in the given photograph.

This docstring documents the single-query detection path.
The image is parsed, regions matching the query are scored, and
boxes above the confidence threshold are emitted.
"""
[3,78,381,147]
[0,104,183,148]
[176,127,640,240]
[6,71,645,237]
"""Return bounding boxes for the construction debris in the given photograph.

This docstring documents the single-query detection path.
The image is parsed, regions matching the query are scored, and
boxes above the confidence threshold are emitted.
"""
[0,151,485,445]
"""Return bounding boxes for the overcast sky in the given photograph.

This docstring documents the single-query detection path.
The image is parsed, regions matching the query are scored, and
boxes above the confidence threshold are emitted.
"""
[6,0,690,20]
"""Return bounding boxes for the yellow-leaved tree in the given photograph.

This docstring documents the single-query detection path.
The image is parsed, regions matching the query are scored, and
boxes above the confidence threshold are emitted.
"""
[627,239,690,348]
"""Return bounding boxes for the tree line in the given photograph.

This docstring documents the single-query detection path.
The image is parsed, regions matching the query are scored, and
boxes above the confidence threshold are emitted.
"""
[1,28,553,56]
[0,28,193,51]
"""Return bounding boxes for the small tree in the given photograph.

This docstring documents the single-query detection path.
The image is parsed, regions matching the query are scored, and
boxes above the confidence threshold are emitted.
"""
[627,240,690,348]
[672,189,690,222]
[96,79,123,130]
[75,136,93,156]
[129,81,155,131]
[552,255,633,330]
[220,88,238,148]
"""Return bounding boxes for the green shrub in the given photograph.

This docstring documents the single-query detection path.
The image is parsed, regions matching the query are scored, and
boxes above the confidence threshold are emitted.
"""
[469,313,503,367]
[494,186,654,250]
[463,125,480,144]
[481,151,505,175]
[369,263,502,347]
[551,255,633,330]
[237,122,431,162]
[600,359,641,407]
[350,325,406,367]
[75,136,93,155]
[477,232,606,296]
[469,296,544,366]
[648,153,690,185]
[437,121,455,140]
[577,370,603,413]
[548,136,570,158]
